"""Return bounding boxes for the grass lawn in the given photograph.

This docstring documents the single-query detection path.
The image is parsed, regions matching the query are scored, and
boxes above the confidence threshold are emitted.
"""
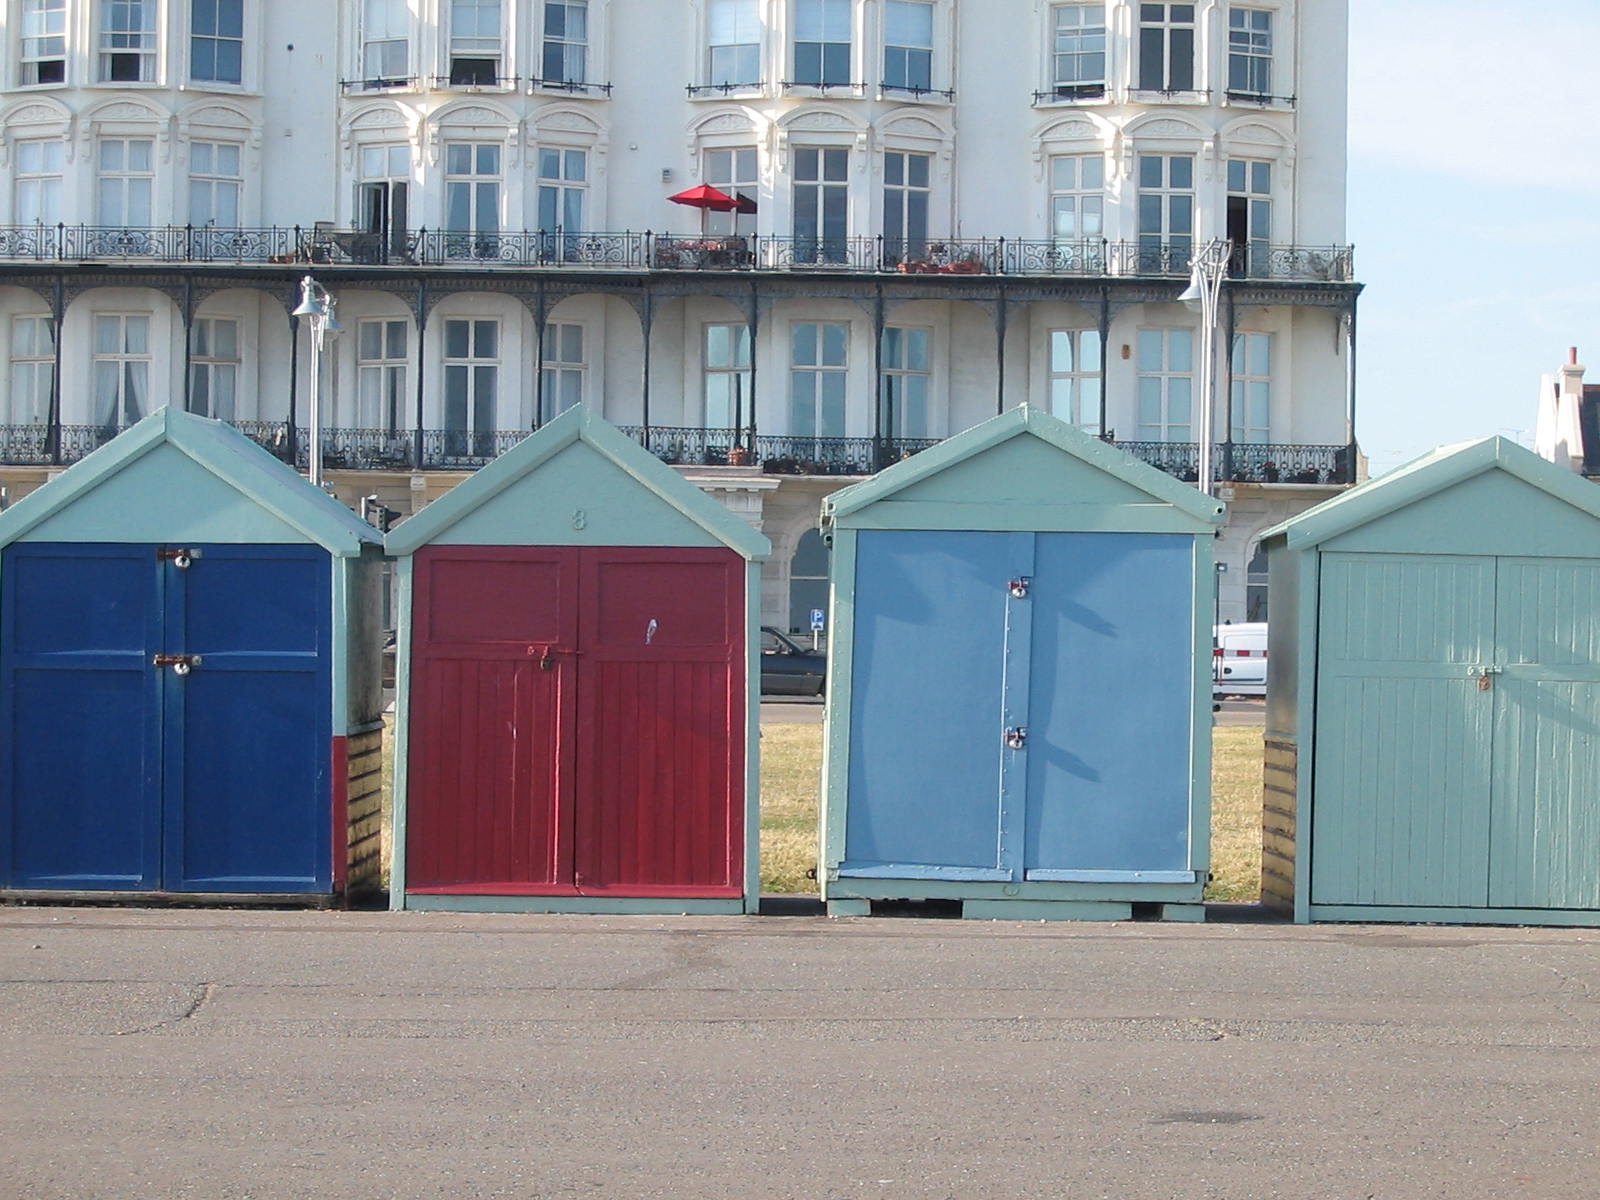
[759,722,1266,901]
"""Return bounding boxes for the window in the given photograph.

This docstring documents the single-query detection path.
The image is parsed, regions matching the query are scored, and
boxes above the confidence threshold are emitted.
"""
[703,147,757,236]
[362,0,409,85]
[1137,2,1194,92]
[1228,8,1272,97]
[882,150,929,263]
[189,317,239,420]
[444,142,500,243]
[1137,328,1193,442]
[98,138,155,227]
[790,322,848,439]
[882,0,932,94]
[1230,332,1271,444]
[541,322,585,417]
[793,146,848,263]
[1050,3,1104,97]
[881,326,929,440]
[537,147,587,260]
[15,139,64,225]
[20,0,67,85]
[788,528,829,633]
[793,0,850,87]
[1049,153,1104,242]
[1048,328,1102,431]
[357,319,407,432]
[360,144,411,261]
[1137,152,1193,272]
[8,315,54,426]
[191,0,243,85]
[541,0,587,85]
[189,141,241,225]
[1226,158,1271,274]
[100,0,158,82]
[707,0,759,88]
[1245,543,1268,621]
[704,323,752,435]
[449,0,502,85]
[443,318,497,455]
[93,313,150,434]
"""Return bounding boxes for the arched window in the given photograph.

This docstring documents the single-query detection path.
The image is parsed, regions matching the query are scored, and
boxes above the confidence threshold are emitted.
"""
[788,527,829,634]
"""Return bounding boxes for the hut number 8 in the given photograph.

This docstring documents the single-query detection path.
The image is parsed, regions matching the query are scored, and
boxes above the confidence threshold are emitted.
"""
[571,508,588,531]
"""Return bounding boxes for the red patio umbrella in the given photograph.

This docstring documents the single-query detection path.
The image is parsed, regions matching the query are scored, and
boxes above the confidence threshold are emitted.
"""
[668,184,739,212]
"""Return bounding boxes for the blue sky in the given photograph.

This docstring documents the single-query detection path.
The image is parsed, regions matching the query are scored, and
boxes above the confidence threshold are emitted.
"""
[1348,0,1600,475]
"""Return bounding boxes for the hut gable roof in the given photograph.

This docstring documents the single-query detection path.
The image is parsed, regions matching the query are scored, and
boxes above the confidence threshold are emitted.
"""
[0,407,380,554]
[384,405,771,560]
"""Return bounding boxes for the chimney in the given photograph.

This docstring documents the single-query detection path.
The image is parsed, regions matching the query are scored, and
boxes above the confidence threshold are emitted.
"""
[1559,349,1586,401]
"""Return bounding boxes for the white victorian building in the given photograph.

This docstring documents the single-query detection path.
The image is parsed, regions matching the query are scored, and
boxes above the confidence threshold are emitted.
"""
[0,0,1361,627]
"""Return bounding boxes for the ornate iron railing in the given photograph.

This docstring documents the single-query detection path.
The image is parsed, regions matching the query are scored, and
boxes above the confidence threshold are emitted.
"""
[617,425,748,466]
[231,420,292,460]
[1112,440,1354,485]
[294,427,414,471]
[417,428,529,469]
[0,424,53,464]
[756,435,940,476]
[0,223,1357,282]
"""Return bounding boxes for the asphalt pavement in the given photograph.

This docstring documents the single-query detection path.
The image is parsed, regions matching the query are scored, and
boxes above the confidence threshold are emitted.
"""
[4,907,1598,1198]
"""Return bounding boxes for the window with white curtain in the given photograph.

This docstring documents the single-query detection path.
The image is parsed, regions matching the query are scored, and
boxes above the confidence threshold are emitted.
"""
[881,326,930,440]
[790,322,848,438]
[703,323,751,436]
[1228,8,1272,96]
[1230,332,1271,444]
[15,139,64,225]
[93,313,151,433]
[541,322,586,417]
[449,0,503,85]
[100,0,158,82]
[8,315,54,426]
[793,0,851,87]
[1137,327,1193,442]
[1048,328,1102,431]
[20,0,67,85]
[189,317,239,421]
[1050,3,1105,95]
[98,138,155,227]
[189,141,242,226]
[882,0,932,93]
[542,0,588,85]
[702,147,757,236]
[357,319,408,432]
[362,0,410,85]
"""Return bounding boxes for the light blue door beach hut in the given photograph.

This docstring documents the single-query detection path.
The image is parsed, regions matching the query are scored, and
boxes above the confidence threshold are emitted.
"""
[385,404,771,915]
[1261,436,1600,926]
[0,408,386,901]
[819,406,1225,920]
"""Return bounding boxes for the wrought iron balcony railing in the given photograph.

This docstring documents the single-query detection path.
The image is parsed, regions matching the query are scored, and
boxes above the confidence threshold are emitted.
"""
[1112,440,1356,485]
[0,223,1357,283]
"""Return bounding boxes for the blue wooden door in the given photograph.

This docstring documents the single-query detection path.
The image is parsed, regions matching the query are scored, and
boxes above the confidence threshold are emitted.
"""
[1,545,162,890]
[1,543,330,894]
[165,546,331,893]
[843,531,1021,880]
[1023,534,1195,877]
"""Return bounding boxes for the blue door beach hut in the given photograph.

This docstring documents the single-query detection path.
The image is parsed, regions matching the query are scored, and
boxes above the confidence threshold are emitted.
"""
[1261,436,1600,925]
[819,406,1225,920]
[0,408,385,901]
[385,404,771,915]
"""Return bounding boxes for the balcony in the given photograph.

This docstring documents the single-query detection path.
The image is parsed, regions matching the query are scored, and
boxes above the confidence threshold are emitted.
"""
[0,417,1353,486]
[0,224,1357,283]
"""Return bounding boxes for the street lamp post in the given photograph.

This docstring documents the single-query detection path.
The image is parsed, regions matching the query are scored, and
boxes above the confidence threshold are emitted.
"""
[291,274,342,489]
[1177,239,1230,496]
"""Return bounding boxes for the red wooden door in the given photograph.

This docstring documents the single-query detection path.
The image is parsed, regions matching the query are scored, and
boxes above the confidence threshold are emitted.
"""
[575,549,744,896]
[407,547,578,893]
[406,545,744,898]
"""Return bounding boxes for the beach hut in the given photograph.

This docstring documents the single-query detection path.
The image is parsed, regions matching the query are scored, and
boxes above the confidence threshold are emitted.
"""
[0,408,385,901]
[819,406,1225,920]
[385,405,770,913]
[1261,436,1600,925]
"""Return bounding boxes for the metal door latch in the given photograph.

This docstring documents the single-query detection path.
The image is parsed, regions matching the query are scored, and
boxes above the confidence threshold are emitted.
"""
[157,547,200,569]
[536,646,583,671]
[152,654,201,676]
[1008,577,1032,599]
[1004,726,1028,750]
[1468,664,1504,691]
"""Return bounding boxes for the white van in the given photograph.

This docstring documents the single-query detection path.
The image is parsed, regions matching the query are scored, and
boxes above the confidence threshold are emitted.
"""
[1213,622,1267,697]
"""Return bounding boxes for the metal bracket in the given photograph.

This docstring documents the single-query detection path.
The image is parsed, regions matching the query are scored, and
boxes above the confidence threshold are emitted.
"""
[1008,577,1032,599]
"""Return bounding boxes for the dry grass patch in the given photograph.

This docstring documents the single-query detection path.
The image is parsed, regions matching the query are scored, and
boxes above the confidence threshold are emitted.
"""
[1207,726,1264,902]
[759,723,824,894]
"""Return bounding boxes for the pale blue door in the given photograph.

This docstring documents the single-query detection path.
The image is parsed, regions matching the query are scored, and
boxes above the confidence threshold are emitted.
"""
[842,531,1021,879]
[1310,554,1496,908]
[1024,533,1194,877]
[1488,558,1600,909]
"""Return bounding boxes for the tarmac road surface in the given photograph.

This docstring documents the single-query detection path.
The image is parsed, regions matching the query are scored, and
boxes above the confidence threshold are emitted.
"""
[3,907,1598,1199]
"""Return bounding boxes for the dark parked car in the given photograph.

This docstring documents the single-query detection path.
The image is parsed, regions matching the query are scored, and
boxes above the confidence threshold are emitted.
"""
[760,626,826,697]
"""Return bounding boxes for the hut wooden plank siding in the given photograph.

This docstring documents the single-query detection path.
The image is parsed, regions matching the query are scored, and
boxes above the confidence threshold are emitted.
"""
[0,409,385,902]
[1261,437,1600,926]
[385,405,770,915]
[819,407,1224,921]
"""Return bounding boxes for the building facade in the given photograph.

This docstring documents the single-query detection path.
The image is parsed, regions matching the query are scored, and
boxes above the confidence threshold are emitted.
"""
[0,0,1360,627]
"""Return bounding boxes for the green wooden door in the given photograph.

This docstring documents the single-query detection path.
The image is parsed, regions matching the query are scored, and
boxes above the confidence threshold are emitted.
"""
[1488,558,1600,909]
[1311,554,1496,908]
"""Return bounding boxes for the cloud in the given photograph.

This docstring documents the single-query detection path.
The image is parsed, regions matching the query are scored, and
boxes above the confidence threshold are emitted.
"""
[1349,0,1600,193]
